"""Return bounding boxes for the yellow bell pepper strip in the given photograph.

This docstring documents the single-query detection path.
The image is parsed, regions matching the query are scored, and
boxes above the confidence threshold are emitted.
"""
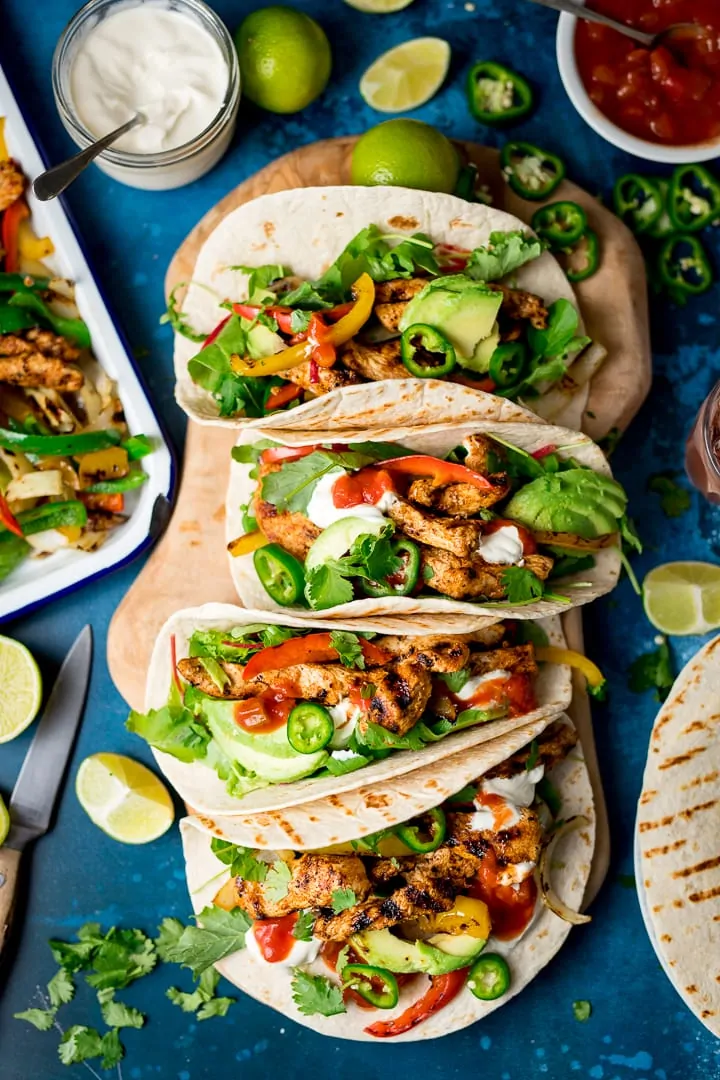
[0,119,8,162]
[535,646,606,698]
[77,447,129,487]
[412,896,491,940]
[226,529,268,557]
[230,273,375,377]
[18,218,54,262]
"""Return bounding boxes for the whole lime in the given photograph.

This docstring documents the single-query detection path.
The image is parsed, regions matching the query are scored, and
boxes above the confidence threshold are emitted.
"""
[235,6,332,114]
[351,120,459,193]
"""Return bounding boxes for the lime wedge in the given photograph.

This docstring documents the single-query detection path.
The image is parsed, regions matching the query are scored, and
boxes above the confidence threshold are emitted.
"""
[643,561,720,635]
[345,0,415,10]
[360,37,451,113]
[0,635,42,744]
[76,753,174,844]
[0,795,10,846]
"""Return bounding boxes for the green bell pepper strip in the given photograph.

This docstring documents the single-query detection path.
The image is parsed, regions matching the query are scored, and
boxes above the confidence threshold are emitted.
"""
[467,61,533,124]
[500,142,565,201]
[341,965,399,1010]
[612,174,663,235]
[400,324,457,378]
[0,272,51,294]
[0,530,30,581]
[668,164,720,233]
[253,543,306,606]
[559,229,600,283]
[7,291,92,349]
[467,953,511,1001]
[242,506,258,532]
[6,500,88,537]
[361,538,420,598]
[122,434,153,461]
[396,807,447,853]
[0,302,38,334]
[84,471,148,494]
[287,703,334,754]
[531,201,587,246]
[0,426,122,456]
[489,341,529,388]
[657,235,714,297]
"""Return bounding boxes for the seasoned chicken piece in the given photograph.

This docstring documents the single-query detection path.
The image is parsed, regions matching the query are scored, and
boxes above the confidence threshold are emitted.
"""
[449,808,544,870]
[468,643,538,678]
[489,283,548,330]
[178,657,362,703]
[0,329,83,391]
[339,338,407,381]
[374,633,470,673]
[0,160,24,211]
[253,500,321,561]
[462,433,504,475]
[461,625,510,648]
[233,854,372,919]
[24,328,82,362]
[407,475,510,514]
[363,660,433,736]
[388,496,482,558]
[373,302,406,333]
[486,718,577,779]
[374,278,427,304]
[419,546,554,601]
[84,511,126,532]
[285,361,362,394]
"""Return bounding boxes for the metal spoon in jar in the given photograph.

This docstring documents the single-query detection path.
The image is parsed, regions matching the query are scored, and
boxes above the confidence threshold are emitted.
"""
[33,113,144,202]
[521,0,696,50]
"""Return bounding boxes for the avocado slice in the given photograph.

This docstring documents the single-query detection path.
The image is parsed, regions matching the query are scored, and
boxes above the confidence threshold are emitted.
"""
[505,469,627,540]
[350,927,486,975]
[203,699,329,783]
[462,323,501,374]
[305,516,387,571]
[399,275,503,363]
[246,322,285,359]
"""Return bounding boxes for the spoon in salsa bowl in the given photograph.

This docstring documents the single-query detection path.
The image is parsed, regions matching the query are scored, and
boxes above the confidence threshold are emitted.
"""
[523,0,697,51]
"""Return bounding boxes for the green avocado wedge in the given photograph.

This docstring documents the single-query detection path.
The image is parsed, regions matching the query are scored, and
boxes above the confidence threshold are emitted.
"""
[504,469,627,539]
[350,927,487,975]
[203,699,329,783]
[399,275,502,364]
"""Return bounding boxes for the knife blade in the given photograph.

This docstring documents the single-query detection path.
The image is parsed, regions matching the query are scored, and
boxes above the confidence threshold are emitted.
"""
[6,625,93,851]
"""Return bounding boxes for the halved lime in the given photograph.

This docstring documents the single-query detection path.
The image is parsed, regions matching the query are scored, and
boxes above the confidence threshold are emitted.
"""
[0,635,42,744]
[359,37,451,113]
[345,0,415,10]
[643,561,720,636]
[0,795,10,846]
[76,753,174,844]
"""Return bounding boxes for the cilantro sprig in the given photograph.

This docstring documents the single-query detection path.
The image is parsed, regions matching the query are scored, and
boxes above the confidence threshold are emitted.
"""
[291,970,346,1018]
[628,637,675,701]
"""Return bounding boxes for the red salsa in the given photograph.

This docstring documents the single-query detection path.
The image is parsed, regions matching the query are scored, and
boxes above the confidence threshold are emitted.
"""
[252,912,298,962]
[470,849,538,941]
[233,691,296,734]
[575,0,720,146]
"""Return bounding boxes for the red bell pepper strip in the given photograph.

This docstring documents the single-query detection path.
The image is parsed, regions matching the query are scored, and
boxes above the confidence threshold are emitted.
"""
[232,303,295,335]
[2,198,29,273]
[266,382,302,411]
[260,444,320,465]
[242,631,390,680]
[364,969,468,1038]
[451,373,497,393]
[379,454,495,492]
[530,444,557,460]
[308,313,337,368]
[202,314,231,349]
[0,491,23,537]
[309,357,320,383]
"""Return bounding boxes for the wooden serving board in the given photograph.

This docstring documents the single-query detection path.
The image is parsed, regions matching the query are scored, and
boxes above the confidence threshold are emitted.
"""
[108,136,652,903]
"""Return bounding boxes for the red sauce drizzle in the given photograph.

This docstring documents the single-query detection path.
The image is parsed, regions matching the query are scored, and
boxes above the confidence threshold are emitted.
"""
[252,913,298,962]
[233,692,296,733]
[332,469,396,509]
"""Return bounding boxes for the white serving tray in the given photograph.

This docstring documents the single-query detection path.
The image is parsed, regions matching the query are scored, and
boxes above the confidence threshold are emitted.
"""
[0,64,175,622]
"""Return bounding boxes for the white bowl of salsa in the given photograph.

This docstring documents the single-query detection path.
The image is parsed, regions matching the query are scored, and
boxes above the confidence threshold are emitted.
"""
[556,0,720,164]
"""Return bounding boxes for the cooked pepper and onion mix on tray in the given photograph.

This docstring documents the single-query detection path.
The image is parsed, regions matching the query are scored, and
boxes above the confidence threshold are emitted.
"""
[0,121,153,584]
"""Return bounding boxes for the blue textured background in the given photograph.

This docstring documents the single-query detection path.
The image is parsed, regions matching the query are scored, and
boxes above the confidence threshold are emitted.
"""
[2,1,720,1077]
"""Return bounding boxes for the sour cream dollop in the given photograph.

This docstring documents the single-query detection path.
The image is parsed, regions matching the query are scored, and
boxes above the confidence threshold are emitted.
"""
[469,764,545,836]
[245,927,321,968]
[454,669,511,703]
[328,698,363,749]
[305,468,397,529]
[477,525,525,565]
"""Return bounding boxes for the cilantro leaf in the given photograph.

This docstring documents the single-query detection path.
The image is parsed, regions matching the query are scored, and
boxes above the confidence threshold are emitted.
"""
[210,838,269,882]
[572,1000,592,1022]
[648,471,692,518]
[167,986,205,1013]
[264,860,292,903]
[100,998,145,1029]
[620,515,642,554]
[100,1029,124,1070]
[291,970,346,1018]
[465,230,543,282]
[160,282,205,342]
[336,945,350,976]
[14,1008,56,1031]
[261,450,378,514]
[49,938,96,973]
[304,564,354,611]
[331,888,357,914]
[329,631,365,669]
[197,997,235,1021]
[58,1026,104,1066]
[290,309,312,333]
[501,566,545,604]
[158,907,252,979]
[628,638,674,701]
[293,910,316,942]
[47,968,75,1007]
[126,703,210,763]
[84,929,156,991]
[155,917,185,962]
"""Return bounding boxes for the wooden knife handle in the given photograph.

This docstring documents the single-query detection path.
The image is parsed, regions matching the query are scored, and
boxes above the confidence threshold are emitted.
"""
[0,847,21,955]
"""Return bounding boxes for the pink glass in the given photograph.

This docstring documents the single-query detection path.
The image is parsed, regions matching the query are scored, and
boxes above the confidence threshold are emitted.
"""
[685,379,720,503]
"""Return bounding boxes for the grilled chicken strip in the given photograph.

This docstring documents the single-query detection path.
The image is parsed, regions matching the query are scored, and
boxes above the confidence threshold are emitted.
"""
[253,500,321,561]
[419,545,554,601]
[374,278,427,304]
[462,433,504,475]
[0,160,24,211]
[373,302,406,333]
[374,633,470,673]
[177,658,362,703]
[285,360,362,395]
[363,660,432,736]
[388,496,482,559]
[489,283,548,330]
[449,808,544,870]
[407,475,510,514]
[339,338,407,381]
[468,643,538,678]
[486,718,577,779]
[233,854,372,920]
[0,329,84,391]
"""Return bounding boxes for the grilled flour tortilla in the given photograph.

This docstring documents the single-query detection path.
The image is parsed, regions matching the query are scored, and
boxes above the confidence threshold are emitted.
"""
[180,718,595,1042]
[173,186,598,432]
[131,603,573,816]
[226,414,624,630]
[636,636,720,1038]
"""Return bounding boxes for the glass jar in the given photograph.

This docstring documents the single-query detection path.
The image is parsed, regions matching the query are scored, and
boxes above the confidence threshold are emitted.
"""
[685,378,720,503]
[52,0,240,191]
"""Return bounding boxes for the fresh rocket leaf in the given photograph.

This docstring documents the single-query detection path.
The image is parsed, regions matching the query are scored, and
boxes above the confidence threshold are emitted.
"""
[293,911,316,942]
[264,860,293,903]
[210,837,268,882]
[628,638,674,701]
[47,968,75,1008]
[158,906,252,978]
[234,264,288,306]
[261,450,379,513]
[465,230,543,282]
[100,998,146,1029]
[160,282,205,342]
[230,440,280,466]
[517,621,550,648]
[58,1026,104,1066]
[536,776,562,818]
[331,888,357,914]
[501,566,545,603]
[291,970,346,1018]
[648,472,692,518]
[126,703,210,763]
[329,631,366,670]
[527,299,579,358]
[572,1000,592,1022]
[14,1008,56,1030]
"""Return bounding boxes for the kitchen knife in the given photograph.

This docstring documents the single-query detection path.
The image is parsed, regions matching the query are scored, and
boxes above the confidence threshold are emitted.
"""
[0,625,92,955]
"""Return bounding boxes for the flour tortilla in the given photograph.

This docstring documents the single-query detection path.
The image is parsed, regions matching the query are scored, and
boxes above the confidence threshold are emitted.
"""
[173,185,587,429]
[227,414,621,630]
[179,716,595,1042]
[636,635,720,1038]
[147,603,572,815]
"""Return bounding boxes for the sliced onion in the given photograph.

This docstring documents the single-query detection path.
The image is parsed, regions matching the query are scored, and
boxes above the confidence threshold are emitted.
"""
[25,388,78,433]
[5,469,72,502]
[534,343,608,421]
[536,815,592,926]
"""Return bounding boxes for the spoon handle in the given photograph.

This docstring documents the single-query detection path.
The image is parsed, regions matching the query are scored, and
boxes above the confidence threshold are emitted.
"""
[522,0,655,47]
[32,114,142,202]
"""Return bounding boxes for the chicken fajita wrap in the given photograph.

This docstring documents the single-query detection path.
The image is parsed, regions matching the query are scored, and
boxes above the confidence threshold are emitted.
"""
[126,604,604,816]
[170,186,605,433]
[178,717,595,1041]
[226,412,632,627]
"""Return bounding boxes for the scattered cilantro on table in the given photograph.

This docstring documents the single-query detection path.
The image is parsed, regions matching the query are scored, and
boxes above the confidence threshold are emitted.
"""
[628,637,675,700]
[648,471,692,518]
[572,1000,592,1022]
